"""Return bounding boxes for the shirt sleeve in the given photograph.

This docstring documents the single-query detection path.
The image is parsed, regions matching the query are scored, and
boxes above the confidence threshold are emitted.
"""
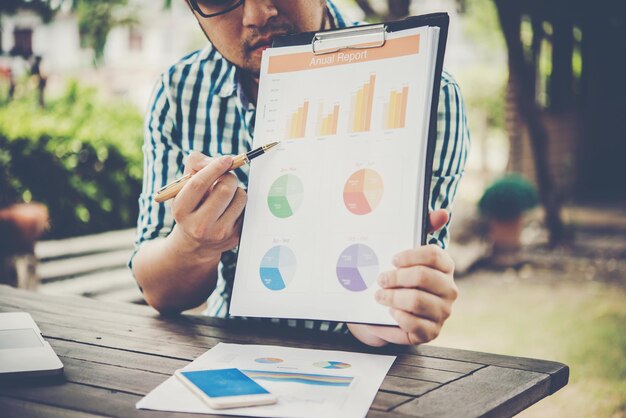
[427,72,471,249]
[129,75,184,269]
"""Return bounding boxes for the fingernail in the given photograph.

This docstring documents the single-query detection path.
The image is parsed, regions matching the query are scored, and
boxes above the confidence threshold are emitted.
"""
[378,273,388,288]
[375,290,385,303]
[220,155,233,166]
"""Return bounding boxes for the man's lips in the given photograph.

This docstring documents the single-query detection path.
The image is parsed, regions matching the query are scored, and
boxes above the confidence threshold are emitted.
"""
[249,33,289,51]
[252,42,271,52]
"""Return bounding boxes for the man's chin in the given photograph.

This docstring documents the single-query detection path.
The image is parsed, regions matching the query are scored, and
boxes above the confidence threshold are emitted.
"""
[239,57,262,78]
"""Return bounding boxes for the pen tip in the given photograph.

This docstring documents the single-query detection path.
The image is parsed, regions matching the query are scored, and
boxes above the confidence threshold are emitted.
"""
[266,141,280,149]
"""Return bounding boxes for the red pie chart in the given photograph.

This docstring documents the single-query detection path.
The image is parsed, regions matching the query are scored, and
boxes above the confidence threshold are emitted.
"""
[343,169,384,215]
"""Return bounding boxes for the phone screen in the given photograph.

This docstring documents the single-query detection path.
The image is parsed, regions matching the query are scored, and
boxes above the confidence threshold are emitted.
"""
[180,368,270,398]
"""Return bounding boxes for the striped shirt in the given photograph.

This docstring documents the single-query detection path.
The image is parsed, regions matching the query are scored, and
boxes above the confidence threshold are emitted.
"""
[132,1,470,331]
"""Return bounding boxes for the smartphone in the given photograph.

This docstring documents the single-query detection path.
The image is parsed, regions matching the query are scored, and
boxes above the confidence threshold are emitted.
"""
[175,368,277,410]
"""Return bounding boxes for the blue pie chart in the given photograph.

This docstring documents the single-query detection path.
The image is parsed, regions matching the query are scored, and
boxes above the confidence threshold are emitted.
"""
[259,245,297,291]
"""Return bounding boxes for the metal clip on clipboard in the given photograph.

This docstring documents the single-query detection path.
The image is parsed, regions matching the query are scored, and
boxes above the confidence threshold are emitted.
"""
[311,24,387,55]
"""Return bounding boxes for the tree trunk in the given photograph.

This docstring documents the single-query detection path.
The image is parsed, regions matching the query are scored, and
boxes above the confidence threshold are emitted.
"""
[494,0,566,245]
[551,13,574,111]
[354,0,378,20]
[388,0,411,19]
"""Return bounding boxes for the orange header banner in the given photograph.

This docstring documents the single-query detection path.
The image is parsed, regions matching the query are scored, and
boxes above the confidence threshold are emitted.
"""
[268,34,421,74]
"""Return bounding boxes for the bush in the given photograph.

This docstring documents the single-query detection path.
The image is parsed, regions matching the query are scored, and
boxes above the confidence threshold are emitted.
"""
[478,174,539,222]
[0,81,143,238]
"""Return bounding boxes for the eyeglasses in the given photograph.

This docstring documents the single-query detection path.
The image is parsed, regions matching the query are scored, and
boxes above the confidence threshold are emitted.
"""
[188,0,245,18]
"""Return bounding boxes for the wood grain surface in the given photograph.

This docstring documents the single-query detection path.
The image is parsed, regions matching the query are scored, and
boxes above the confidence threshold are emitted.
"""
[0,285,568,418]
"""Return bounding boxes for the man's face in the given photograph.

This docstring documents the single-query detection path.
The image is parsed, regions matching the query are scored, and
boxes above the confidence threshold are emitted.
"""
[189,0,326,75]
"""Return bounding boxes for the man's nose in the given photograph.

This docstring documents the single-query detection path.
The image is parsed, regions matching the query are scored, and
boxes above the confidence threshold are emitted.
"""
[242,0,279,28]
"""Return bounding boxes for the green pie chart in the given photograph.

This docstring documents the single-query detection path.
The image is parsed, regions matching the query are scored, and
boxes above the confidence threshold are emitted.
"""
[267,174,304,218]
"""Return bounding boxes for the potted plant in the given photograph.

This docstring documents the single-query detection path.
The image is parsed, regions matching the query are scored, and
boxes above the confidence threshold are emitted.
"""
[478,174,539,251]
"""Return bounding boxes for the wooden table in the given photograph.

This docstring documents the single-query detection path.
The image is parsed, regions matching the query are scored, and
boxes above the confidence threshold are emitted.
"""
[0,285,568,417]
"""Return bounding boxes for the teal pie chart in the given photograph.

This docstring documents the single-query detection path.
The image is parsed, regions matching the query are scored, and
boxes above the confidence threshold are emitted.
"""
[314,361,352,369]
[259,245,297,291]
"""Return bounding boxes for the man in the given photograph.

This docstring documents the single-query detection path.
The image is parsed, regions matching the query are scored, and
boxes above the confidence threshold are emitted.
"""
[131,0,470,347]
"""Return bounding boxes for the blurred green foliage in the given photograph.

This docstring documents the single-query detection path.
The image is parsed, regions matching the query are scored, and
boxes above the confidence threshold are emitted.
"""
[74,0,135,65]
[458,0,507,132]
[461,0,505,54]
[0,81,143,238]
[479,174,539,221]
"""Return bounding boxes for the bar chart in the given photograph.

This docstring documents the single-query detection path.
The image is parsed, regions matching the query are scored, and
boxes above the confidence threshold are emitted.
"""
[349,74,376,133]
[286,101,309,139]
[316,103,340,136]
[382,86,409,130]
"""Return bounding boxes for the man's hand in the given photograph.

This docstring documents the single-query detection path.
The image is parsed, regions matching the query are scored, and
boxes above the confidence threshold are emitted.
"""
[132,151,247,314]
[169,151,247,259]
[347,210,458,347]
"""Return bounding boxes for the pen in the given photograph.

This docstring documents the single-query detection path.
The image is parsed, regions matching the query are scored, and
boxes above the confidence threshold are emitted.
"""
[154,141,280,203]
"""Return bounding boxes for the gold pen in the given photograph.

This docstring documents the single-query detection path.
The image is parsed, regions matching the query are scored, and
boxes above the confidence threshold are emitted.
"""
[154,141,280,203]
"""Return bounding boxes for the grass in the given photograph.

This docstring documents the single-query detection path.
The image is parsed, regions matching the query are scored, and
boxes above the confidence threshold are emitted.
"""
[431,270,626,418]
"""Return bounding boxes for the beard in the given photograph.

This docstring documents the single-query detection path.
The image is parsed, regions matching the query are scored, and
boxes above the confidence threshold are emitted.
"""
[239,18,299,75]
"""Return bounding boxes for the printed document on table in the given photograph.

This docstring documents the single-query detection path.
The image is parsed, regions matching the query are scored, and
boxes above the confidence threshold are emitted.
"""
[230,26,440,325]
[136,343,396,418]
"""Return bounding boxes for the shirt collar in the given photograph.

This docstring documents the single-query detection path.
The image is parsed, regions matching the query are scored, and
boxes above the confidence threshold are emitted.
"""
[215,53,237,99]
[327,0,354,29]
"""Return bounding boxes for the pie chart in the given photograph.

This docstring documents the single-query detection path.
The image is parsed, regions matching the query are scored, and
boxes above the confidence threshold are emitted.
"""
[255,357,284,364]
[314,361,352,369]
[343,169,384,215]
[267,174,304,218]
[336,244,379,292]
[259,245,297,291]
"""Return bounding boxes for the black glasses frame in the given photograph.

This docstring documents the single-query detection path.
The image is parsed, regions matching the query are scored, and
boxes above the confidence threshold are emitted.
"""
[188,0,244,18]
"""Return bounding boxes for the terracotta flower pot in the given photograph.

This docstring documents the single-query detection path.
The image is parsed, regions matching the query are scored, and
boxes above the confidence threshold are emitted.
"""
[0,203,49,251]
[488,217,523,252]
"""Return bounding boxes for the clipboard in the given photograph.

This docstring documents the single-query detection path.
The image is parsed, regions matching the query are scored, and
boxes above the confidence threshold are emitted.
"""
[271,13,449,246]
[230,13,451,326]
[272,13,450,245]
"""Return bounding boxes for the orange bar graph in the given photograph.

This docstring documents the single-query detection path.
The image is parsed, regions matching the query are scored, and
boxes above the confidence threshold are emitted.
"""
[317,103,340,136]
[331,104,339,134]
[286,101,309,139]
[383,86,409,130]
[350,74,376,133]
[365,75,375,131]
[388,91,397,129]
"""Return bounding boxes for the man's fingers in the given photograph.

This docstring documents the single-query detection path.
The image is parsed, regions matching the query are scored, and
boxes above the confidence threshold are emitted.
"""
[427,209,449,234]
[359,324,413,345]
[375,288,449,322]
[191,173,239,225]
[183,151,212,175]
[390,309,441,344]
[216,187,247,229]
[359,312,441,345]
[393,244,454,274]
[174,156,233,213]
[378,265,457,300]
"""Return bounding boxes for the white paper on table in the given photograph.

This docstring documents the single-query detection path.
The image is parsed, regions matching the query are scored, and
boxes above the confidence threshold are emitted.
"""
[137,343,396,418]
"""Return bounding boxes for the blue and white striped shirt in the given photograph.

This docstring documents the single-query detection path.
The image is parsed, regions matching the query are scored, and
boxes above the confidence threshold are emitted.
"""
[133,1,470,329]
